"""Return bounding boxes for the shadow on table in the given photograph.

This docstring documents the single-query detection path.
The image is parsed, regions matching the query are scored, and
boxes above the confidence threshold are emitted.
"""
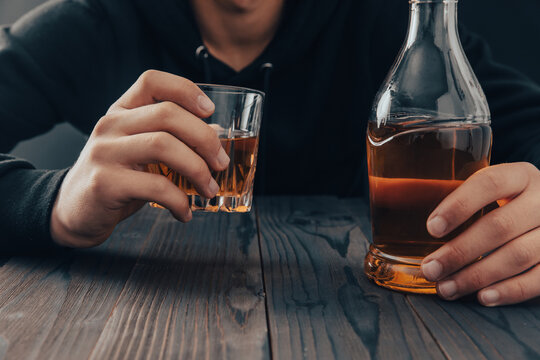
[0,246,265,298]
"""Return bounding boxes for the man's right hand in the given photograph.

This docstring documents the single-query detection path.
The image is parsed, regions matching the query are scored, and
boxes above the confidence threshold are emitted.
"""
[50,70,230,248]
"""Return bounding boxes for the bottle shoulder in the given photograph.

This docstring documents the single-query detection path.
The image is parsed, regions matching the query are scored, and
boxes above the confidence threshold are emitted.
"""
[372,24,491,125]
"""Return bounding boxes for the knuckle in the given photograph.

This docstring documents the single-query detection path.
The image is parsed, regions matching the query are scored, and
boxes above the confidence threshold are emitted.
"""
[153,178,188,214]
[202,126,221,151]
[446,244,469,265]
[514,280,528,301]
[154,176,172,195]
[202,123,218,140]
[453,196,469,212]
[179,76,197,93]
[146,132,170,154]
[93,115,115,136]
[481,170,505,196]
[509,245,535,268]
[489,212,515,236]
[451,196,470,218]
[138,69,159,89]
[466,269,486,290]
[155,101,177,119]
[521,162,540,189]
[106,102,119,114]
[87,140,109,163]
[189,160,210,181]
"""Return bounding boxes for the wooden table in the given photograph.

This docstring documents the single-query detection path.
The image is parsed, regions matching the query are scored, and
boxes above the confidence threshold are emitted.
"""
[0,196,539,359]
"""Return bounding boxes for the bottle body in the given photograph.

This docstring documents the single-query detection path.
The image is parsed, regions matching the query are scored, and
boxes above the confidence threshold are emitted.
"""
[364,0,492,293]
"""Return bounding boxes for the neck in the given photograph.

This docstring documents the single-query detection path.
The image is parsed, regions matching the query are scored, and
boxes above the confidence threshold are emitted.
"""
[190,0,284,72]
[406,0,459,48]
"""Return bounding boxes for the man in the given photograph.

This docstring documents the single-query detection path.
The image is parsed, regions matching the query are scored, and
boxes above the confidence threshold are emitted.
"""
[1,0,540,306]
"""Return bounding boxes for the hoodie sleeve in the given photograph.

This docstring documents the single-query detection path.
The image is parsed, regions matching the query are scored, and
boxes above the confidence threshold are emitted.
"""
[459,28,540,168]
[0,1,116,252]
[0,155,69,253]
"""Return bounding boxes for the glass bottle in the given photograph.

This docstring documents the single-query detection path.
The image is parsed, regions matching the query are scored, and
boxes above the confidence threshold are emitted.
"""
[364,0,492,293]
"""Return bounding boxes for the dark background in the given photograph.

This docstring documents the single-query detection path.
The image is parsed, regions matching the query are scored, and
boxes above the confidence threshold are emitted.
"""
[2,0,540,169]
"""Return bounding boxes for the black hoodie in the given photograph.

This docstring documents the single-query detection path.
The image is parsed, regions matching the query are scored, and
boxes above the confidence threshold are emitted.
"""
[1,0,540,252]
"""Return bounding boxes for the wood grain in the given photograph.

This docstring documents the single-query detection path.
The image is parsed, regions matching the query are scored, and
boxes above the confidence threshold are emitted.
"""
[407,295,540,359]
[1,196,540,359]
[89,208,269,360]
[0,207,157,360]
[257,196,445,360]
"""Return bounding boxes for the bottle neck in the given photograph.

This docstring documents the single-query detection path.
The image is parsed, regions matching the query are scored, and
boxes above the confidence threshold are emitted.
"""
[405,0,459,48]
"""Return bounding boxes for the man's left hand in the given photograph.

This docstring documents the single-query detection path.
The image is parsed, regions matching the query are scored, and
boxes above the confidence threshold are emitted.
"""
[421,162,540,306]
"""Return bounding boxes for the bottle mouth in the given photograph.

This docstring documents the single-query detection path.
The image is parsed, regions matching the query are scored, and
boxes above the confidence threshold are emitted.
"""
[409,0,457,3]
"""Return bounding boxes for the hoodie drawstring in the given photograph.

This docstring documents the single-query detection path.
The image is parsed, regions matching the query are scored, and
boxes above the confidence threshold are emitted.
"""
[196,45,212,83]
[260,62,273,96]
[257,62,274,195]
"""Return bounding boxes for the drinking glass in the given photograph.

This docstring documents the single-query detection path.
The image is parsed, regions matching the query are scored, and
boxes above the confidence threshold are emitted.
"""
[147,84,264,213]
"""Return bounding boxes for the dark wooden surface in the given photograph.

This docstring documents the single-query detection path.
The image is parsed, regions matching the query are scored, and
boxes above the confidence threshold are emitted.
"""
[0,196,539,359]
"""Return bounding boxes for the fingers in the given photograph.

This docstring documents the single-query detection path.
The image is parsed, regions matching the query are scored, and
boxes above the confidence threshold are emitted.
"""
[422,190,540,281]
[418,162,540,306]
[478,264,540,307]
[101,168,193,222]
[102,132,220,199]
[95,102,229,172]
[110,70,215,118]
[433,227,540,301]
[124,171,193,222]
[426,163,533,238]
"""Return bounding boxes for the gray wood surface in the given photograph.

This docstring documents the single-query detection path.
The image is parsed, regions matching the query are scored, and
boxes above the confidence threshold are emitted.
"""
[89,209,268,360]
[407,295,540,359]
[0,209,154,360]
[257,197,444,360]
[0,196,539,359]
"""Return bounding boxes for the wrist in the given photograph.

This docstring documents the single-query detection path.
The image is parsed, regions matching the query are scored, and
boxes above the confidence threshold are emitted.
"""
[50,197,79,248]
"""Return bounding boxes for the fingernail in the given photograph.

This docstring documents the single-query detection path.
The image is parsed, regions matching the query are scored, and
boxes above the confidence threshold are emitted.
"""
[422,259,443,281]
[480,289,500,307]
[198,95,214,112]
[438,280,458,299]
[217,147,230,168]
[208,178,219,196]
[427,215,447,237]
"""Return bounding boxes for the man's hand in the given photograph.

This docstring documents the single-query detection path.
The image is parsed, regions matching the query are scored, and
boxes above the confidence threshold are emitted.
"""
[421,162,540,306]
[50,70,230,248]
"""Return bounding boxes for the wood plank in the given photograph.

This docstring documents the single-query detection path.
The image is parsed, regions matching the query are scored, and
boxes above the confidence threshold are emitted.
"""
[257,196,445,360]
[89,209,269,360]
[407,295,540,359]
[0,207,157,360]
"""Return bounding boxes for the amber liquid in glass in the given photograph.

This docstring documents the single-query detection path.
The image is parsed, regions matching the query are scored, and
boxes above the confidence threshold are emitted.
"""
[365,120,492,293]
[147,131,259,212]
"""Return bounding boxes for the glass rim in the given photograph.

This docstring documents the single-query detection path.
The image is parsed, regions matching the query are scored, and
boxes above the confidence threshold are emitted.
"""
[197,83,265,97]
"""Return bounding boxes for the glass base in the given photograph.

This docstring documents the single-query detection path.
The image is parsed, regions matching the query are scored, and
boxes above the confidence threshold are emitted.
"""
[364,245,436,294]
[150,194,252,213]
